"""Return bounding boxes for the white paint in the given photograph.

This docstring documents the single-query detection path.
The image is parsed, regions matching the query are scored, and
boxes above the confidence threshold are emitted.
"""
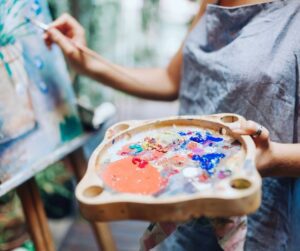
[182,167,200,178]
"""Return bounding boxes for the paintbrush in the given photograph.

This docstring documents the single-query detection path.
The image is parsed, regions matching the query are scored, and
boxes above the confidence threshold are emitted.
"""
[25,17,103,62]
[26,17,145,86]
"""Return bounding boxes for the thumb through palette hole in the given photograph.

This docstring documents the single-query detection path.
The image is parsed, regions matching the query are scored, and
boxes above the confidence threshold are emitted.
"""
[230,178,252,190]
[83,186,103,198]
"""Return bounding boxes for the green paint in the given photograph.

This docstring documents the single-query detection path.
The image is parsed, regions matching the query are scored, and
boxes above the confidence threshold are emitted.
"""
[0,0,33,47]
[0,51,13,78]
[59,114,83,142]
[0,34,15,46]
[22,240,35,251]
[5,20,30,37]
[4,62,12,77]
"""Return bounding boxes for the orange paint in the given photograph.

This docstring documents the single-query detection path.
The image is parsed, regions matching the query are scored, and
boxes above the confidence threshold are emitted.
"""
[187,142,198,150]
[102,157,161,195]
[170,155,187,167]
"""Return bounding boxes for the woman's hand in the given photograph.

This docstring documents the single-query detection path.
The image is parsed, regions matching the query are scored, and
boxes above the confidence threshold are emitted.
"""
[43,13,91,74]
[229,120,275,177]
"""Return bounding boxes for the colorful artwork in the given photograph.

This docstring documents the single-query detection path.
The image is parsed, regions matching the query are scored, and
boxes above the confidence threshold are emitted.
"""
[99,126,243,197]
[0,0,82,184]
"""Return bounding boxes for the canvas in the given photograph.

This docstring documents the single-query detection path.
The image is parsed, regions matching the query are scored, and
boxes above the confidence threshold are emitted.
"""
[0,0,82,184]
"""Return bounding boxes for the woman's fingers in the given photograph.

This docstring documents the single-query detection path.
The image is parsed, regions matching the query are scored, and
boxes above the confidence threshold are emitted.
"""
[48,13,85,43]
[45,28,79,60]
[229,120,270,147]
[51,13,80,28]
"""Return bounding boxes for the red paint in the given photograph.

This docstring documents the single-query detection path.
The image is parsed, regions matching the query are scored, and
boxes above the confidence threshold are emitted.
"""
[102,157,161,195]
[199,173,209,182]
[132,157,148,168]
[168,169,179,176]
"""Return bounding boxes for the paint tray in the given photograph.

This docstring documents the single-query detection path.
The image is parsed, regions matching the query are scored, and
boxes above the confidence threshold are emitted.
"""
[76,114,261,222]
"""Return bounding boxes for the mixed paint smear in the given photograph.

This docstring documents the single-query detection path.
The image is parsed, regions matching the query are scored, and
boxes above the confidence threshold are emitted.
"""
[100,126,242,197]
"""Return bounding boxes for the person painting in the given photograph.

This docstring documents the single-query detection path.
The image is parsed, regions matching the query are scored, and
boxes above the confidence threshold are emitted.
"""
[44,0,300,250]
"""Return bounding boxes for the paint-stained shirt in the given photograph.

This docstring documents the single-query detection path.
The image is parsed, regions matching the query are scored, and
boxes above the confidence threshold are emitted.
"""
[169,0,299,250]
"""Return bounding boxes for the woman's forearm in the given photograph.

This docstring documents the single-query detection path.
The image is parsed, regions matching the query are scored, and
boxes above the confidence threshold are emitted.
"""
[86,56,179,101]
[269,142,300,177]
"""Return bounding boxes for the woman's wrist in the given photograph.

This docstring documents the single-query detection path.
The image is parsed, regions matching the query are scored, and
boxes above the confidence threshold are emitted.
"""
[261,142,300,177]
[261,141,279,176]
[256,140,276,177]
[83,56,101,76]
[83,55,112,81]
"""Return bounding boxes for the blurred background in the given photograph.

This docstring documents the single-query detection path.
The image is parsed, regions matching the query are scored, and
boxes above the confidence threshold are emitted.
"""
[48,0,199,121]
[0,1,200,250]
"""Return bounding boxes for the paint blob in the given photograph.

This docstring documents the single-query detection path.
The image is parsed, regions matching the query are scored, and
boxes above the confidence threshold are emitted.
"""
[102,157,161,195]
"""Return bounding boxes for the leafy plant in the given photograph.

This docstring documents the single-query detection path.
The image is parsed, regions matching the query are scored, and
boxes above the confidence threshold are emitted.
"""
[36,162,73,199]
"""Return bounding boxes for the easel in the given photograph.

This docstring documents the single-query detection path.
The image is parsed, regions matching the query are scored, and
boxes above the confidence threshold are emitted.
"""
[1,133,116,251]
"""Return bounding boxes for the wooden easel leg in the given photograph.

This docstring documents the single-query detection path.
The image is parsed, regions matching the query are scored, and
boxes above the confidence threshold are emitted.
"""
[66,148,116,251]
[17,178,56,251]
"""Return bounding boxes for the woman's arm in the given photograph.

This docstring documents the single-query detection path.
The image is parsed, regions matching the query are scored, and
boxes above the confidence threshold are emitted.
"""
[45,14,181,101]
[231,120,300,177]
[270,143,300,177]
[44,1,212,101]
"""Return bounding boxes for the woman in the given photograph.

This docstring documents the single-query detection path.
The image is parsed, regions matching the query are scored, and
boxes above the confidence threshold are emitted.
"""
[45,0,300,250]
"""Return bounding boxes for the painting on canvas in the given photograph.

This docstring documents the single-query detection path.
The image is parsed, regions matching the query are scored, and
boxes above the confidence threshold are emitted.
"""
[0,0,82,184]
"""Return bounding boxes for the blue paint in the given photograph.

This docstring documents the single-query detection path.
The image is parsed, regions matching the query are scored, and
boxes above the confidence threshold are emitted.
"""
[31,0,42,16]
[38,81,48,93]
[198,153,226,172]
[191,153,226,174]
[34,56,44,69]
[189,135,205,144]
[178,131,187,136]
[180,140,188,149]
[192,154,202,161]
[205,133,223,142]
[189,131,223,145]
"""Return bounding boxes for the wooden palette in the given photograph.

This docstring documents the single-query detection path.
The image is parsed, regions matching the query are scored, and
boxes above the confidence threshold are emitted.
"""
[76,114,261,222]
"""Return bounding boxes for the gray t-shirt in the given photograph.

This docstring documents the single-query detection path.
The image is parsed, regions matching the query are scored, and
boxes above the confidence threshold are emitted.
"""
[180,0,299,143]
[176,1,300,250]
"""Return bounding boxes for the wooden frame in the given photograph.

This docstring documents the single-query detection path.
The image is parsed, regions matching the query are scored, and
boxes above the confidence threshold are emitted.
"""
[76,114,261,222]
